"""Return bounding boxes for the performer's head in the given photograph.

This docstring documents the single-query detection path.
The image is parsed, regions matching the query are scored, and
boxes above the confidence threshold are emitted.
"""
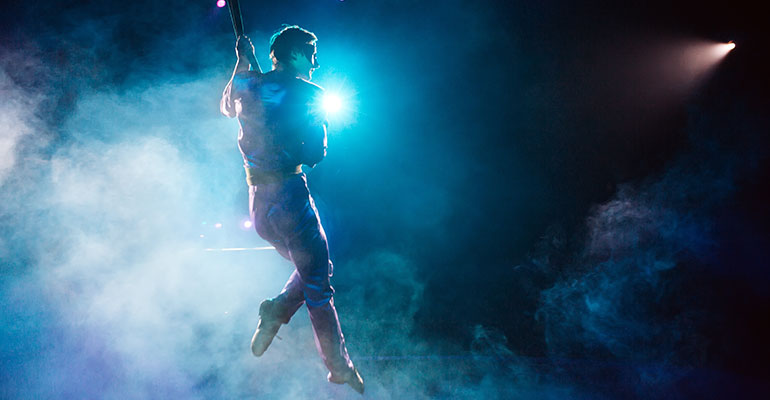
[270,25,319,80]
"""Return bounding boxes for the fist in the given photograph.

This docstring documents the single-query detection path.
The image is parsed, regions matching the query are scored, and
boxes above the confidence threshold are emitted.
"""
[236,35,255,59]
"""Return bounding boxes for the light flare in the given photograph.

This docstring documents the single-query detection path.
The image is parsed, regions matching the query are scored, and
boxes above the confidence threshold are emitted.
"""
[713,41,736,57]
[322,93,343,114]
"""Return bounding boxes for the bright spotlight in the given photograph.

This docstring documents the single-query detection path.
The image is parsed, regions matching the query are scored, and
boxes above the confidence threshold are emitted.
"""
[713,41,736,57]
[243,220,253,229]
[314,78,357,129]
[216,0,226,8]
[322,93,343,114]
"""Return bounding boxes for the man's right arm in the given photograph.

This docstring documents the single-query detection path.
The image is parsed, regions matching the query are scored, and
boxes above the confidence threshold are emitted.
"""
[221,36,259,118]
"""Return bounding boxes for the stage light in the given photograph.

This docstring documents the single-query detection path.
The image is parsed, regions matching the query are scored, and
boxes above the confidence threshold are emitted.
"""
[314,77,357,129]
[713,41,736,57]
[216,0,226,8]
[214,222,223,229]
[322,93,343,114]
[243,220,253,229]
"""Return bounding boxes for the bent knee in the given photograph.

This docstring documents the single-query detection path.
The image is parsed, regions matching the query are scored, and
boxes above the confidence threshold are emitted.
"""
[303,282,334,308]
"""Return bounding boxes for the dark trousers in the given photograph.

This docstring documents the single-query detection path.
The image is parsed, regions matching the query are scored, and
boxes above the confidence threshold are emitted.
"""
[249,173,354,377]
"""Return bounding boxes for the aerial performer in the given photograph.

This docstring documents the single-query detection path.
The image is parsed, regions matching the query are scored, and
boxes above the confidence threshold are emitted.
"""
[220,1,364,395]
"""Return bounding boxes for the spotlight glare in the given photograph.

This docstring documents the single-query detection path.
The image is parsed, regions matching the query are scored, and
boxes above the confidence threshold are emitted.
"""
[714,42,735,57]
[315,79,357,128]
[711,41,736,58]
[216,0,226,8]
[243,220,253,229]
[322,93,343,114]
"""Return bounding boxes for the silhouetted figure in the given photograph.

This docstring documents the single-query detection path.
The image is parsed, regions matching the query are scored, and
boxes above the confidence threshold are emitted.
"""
[221,26,363,394]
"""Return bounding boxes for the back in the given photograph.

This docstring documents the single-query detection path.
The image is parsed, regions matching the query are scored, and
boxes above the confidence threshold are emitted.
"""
[227,70,327,173]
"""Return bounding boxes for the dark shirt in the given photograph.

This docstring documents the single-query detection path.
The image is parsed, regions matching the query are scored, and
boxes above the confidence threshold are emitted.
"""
[223,70,328,173]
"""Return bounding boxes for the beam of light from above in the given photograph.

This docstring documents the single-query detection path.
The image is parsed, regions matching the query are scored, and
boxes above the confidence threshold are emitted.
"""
[216,0,226,8]
[677,40,736,80]
[713,41,736,57]
[644,38,738,101]
[699,41,737,62]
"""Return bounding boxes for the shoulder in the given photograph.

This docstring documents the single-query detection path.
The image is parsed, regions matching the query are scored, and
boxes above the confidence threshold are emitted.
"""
[234,70,261,82]
[294,77,324,95]
[232,71,262,92]
[291,78,324,105]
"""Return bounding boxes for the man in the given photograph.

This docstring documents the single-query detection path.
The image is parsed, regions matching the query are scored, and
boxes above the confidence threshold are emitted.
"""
[221,26,364,394]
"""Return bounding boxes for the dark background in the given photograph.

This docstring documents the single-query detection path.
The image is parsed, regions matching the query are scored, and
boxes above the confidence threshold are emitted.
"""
[1,0,768,398]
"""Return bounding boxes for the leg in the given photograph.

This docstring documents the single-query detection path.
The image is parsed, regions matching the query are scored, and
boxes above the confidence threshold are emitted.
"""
[271,270,305,323]
[249,186,304,355]
[279,185,358,385]
[252,177,363,392]
[250,271,304,356]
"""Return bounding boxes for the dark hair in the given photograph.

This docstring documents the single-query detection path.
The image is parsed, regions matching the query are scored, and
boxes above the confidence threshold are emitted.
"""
[269,25,317,65]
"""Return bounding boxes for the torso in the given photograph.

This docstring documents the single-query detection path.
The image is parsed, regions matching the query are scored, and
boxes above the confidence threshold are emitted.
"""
[232,70,325,173]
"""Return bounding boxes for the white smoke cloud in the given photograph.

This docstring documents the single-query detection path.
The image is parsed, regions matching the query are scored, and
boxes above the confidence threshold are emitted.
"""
[0,67,44,186]
[0,63,319,396]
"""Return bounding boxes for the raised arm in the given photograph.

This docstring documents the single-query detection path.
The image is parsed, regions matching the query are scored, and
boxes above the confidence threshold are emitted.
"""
[225,0,261,74]
[221,35,261,118]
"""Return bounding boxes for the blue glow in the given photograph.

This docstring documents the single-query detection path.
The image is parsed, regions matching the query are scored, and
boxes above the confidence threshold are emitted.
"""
[322,93,343,114]
[314,77,358,130]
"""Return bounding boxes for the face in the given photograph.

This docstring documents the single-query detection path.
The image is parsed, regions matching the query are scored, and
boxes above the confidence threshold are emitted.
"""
[291,42,318,80]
